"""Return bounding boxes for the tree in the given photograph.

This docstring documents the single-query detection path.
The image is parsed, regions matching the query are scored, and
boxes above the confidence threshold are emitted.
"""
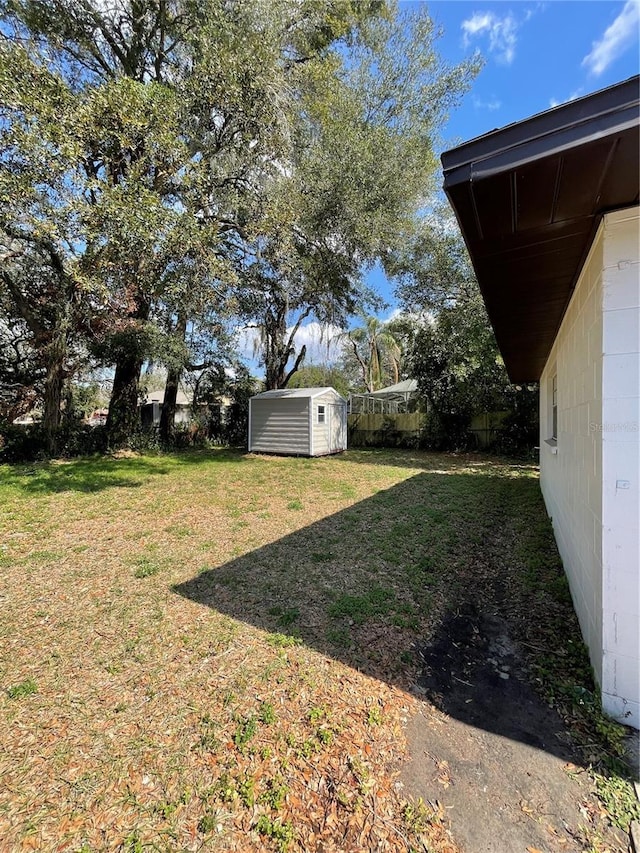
[287,363,352,399]
[341,315,408,392]
[409,294,508,445]
[0,0,298,445]
[1,1,481,450]
[239,5,480,389]
[391,209,479,312]
[0,230,82,450]
[399,217,537,450]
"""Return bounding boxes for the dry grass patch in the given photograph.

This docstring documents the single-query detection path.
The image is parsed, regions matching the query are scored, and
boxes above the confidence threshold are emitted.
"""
[0,448,471,852]
[3,447,628,853]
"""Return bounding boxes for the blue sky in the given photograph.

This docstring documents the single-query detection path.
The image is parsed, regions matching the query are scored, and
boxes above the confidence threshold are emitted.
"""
[430,0,639,147]
[364,0,640,317]
[248,1,639,369]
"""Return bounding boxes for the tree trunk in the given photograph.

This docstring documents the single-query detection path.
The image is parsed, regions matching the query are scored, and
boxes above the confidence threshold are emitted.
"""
[159,365,180,444]
[263,302,311,390]
[264,305,287,390]
[106,354,144,447]
[106,286,151,447]
[42,334,66,455]
[159,313,187,445]
[41,305,72,455]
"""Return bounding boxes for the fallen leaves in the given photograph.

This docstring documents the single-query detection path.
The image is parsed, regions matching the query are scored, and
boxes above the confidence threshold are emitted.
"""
[0,449,466,853]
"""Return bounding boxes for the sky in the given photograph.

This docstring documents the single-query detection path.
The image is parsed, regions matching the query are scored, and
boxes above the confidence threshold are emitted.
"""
[428,0,639,145]
[247,0,640,369]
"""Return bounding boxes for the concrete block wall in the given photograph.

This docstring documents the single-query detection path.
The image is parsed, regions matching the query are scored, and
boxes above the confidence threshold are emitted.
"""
[600,208,640,729]
[540,225,604,685]
[540,208,640,730]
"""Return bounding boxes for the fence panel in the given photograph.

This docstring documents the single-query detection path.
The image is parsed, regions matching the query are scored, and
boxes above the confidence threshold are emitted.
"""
[348,412,425,447]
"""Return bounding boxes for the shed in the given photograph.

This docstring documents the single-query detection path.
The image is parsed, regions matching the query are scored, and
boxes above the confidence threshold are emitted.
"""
[248,387,347,456]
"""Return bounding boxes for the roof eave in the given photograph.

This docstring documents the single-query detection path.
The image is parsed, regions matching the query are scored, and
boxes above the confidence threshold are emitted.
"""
[440,76,640,383]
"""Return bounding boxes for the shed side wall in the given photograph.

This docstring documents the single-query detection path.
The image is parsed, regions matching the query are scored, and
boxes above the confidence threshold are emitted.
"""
[311,391,345,455]
[250,398,310,455]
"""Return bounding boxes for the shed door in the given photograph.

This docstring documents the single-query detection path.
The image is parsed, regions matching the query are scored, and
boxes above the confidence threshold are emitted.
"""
[328,404,346,451]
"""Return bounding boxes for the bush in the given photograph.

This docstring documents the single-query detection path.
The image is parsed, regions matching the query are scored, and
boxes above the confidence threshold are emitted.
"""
[494,387,539,457]
[0,421,108,462]
[59,423,109,457]
[0,422,49,462]
[418,410,473,452]
[206,401,249,448]
[171,421,209,449]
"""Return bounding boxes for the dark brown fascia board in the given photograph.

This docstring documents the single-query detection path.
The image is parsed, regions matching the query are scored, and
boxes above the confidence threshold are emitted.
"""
[441,75,640,187]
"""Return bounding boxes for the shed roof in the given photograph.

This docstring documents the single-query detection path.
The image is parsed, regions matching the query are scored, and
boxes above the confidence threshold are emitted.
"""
[251,387,346,402]
[441,75,640,382]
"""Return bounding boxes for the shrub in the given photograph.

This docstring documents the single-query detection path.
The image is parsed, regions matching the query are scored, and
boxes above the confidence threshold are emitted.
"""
[0,421,108,462]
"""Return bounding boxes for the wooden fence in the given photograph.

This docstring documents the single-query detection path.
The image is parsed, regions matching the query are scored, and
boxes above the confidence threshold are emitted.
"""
[348,411,509,448]
[347,412,424,447]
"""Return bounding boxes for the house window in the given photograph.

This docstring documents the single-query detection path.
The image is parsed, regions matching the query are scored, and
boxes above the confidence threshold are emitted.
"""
[551,375,558,440]
[317,405,326,424]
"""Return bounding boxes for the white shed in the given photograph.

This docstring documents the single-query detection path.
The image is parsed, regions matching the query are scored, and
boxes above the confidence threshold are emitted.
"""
[248,387,347,456]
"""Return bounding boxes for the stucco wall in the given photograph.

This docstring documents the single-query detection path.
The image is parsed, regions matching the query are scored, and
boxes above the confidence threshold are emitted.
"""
[540,208,640,729]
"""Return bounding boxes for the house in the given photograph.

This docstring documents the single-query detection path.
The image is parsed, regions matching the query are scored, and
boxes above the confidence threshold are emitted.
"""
[140,388,193,428]
[248,387,347,456]
[441,76,639,729]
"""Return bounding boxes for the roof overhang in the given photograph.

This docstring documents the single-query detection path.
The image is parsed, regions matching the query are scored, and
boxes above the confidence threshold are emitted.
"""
[441,75,640,382]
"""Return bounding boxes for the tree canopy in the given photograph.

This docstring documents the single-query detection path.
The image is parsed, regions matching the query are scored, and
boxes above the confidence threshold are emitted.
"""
[0,0,482,452]
[396,216,538,450]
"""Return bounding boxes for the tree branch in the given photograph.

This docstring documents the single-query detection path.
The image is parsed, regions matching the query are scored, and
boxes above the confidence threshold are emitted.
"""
[283,343,306,387]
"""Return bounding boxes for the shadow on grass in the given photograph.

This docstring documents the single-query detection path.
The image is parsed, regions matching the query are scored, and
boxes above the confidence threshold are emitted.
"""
[0,447,248,495]
[175,466,582,764]
[331,446,541,475]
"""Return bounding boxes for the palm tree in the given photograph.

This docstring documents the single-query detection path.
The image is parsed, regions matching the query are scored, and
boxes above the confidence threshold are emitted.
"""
[344,315,403,392]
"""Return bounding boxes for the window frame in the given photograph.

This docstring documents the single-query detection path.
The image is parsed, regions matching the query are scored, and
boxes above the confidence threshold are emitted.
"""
[544,371,558,452]
[317,404,326,424]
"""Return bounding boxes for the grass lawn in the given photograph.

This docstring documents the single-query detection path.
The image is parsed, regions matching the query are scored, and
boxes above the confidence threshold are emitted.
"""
[0,448,636,852]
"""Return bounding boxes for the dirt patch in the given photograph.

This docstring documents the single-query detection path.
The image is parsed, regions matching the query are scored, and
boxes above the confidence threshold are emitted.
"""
[401,604,629,852]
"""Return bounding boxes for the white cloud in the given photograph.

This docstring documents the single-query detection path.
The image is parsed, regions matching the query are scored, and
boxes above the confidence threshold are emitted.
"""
[235,321,345,367]
[582,0,640,76]
[473,95,502,111]
[384,307,404,323]
[461,11,519,64]
[235,325,261,361]
[549,88,584,109]
[291,322,344,363]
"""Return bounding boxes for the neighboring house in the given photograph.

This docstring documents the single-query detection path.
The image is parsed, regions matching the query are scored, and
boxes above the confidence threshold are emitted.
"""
[442,76,639,729]
[86,408,108,427]
[140,388,193,428]
[248,387,347,456]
